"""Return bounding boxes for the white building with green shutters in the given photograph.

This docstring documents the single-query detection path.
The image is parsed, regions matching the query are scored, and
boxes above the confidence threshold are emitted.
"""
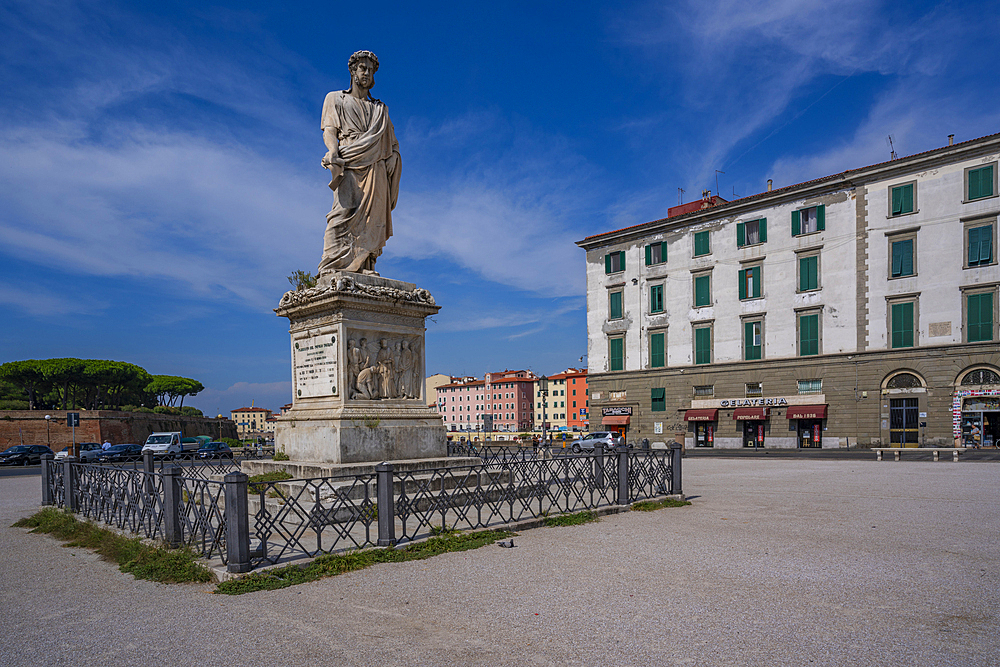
[577,132,1000,450]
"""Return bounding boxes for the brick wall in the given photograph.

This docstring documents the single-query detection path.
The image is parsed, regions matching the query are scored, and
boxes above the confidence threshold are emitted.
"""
[0,411,238,450]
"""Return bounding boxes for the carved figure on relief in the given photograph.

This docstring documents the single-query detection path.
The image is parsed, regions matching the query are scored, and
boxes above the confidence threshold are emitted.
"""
[375,338,396,399]
[398,340,415,398]
[318,49,401,277]
[354,338,380,400]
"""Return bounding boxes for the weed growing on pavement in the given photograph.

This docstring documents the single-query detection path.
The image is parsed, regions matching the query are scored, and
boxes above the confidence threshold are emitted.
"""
[631,498,691,511]
[543,510,599,527]
[215,528,515,595]
[247,470,292,494]
[13,507,214,584]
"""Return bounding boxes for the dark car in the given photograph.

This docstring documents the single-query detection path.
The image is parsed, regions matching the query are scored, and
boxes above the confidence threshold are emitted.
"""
[197,441,234,460]
[0,445,54,466]
[98,444,144,463]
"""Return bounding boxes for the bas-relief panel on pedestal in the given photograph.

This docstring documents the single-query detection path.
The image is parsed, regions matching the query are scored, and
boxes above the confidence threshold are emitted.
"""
[346,333,421,401]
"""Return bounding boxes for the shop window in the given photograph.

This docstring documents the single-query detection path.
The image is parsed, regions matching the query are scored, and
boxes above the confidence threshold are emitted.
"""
[737,218,766,247]
[792,205,825,236]
[797,379,822,394]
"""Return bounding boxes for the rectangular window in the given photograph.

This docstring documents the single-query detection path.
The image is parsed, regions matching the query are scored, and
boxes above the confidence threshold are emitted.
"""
[967,292,994,342]
[890,301,915,348]
[651,387,666,412]
[891,239,914,277]
[604,251,625,274]
[694,274,712,307]
[645,241,667,266]
[745,382,763,398]
[967,164,996,201]
[693,385,714,397]
[798,255,819,291]
[739,266,762,299]
[891,183,915,216]
[798,312,820,356]
[797,379,822,394]
[649,284,664,313]
[743,320,762,360]
[649,331,665,368]
[609,337,624,371]
[737,218,766,247]
[694,230,711,256]
[609,290,623,320]
[694,325,712,365]
[792,205,825,236]
[967,224,994,267]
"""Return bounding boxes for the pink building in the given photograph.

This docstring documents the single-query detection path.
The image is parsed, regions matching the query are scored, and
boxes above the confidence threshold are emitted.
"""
[485,369,537,432]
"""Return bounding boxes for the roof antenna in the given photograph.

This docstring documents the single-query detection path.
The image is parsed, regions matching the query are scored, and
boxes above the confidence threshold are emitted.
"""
[677,187,685,205]
[886,135,898,160]
[715,170,725,197]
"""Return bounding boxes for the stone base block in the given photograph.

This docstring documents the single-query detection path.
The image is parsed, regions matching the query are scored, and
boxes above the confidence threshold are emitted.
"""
[241,455,481,480]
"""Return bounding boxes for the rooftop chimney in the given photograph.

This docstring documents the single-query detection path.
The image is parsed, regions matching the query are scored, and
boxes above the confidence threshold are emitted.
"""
[767,179,773,192]
[702,189,711,200]
[948,134,955,146]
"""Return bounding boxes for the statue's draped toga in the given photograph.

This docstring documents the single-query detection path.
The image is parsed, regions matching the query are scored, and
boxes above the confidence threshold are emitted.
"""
[318,90,401,275]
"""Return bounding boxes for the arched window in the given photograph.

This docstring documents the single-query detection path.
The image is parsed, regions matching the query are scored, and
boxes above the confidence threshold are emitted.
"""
[886,373,922,389]
[961,368,1000,386]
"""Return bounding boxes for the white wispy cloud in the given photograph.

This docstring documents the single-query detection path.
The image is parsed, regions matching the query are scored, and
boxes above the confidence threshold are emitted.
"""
[192,380,291,414]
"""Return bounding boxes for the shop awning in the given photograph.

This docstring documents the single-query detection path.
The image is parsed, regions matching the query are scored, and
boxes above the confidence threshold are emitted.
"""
[684,409,718,422]
[732,407,770,420]
[602,415,631,425]
[786,405,828,420]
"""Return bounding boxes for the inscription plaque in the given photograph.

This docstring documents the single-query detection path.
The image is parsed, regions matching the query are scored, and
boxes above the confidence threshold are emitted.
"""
[294,333,339,398]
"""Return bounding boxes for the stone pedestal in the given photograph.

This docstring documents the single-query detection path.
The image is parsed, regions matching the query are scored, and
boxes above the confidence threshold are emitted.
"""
[273,272,446,464]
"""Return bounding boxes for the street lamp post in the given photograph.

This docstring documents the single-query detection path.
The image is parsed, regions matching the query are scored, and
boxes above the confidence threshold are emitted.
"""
[44,415,51,447]
[539,376,549,447]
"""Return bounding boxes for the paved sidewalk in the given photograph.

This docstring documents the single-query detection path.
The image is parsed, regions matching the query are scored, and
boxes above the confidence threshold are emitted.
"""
[2,460,998,666]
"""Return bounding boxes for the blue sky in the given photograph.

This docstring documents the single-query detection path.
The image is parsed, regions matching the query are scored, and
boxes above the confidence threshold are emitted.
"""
[2,0,998,415]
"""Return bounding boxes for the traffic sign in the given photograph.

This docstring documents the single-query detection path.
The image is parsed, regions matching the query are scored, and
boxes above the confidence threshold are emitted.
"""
[67,413,80,427]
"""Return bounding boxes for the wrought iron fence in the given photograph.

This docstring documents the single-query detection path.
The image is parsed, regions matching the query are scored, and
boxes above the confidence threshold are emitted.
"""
[40,443,682,573]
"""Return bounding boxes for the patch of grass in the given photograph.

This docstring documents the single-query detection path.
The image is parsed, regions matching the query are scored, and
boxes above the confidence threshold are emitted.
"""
[215,528,514,595]
[631,498,691,512]
[12,507,213,584]
[428,524,457,536]
[272,450,290,461]
[247,469,292,495]
[543,510,599,527]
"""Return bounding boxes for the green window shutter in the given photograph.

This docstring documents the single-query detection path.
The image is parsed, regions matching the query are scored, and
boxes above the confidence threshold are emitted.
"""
[744,321,762,360]
[650,285,663,313]
[694,231,710,256]
[891,241,903,276]
[816,205,825,231]
[969,227,981,265]
[799,256,817,291]
[984,226,994,263]
[650,333,664,368]
[891,187,902,215]
[610,338,624,371]
[695,327,711,364]
[891,302,914,348]
[900,239,913,276]
[985,166,995,197]
[619,251,625,272]
[792,210,801,236]
[660,241,667,263]
[738,269,747,300]
[969,168,981,200]
[753,266,762,298]
[968,293,994,342]
[605,254,612,274]
[737,222,745,247]
[799,314,819,356]
[651,387,666,411]
[902,184,913,213]
[609,291,622,319]
[645,245,652,266]
[759,218,767,243]
[695,275,710,307]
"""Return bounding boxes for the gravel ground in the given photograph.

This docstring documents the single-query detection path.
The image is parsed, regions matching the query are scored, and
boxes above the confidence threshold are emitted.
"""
[2,459,998,667]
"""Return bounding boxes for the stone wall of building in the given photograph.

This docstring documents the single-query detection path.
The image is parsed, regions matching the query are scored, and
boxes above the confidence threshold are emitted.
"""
[0,410,237,450]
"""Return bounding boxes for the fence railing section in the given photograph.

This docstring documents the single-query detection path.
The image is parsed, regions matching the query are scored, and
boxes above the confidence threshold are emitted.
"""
[40,443,682,573]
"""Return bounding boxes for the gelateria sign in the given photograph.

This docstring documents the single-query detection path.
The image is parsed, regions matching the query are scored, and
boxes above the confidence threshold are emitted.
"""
[720,397,788,408]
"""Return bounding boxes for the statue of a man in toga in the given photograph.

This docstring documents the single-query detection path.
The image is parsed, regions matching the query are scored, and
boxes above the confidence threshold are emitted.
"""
[319,50,401,276]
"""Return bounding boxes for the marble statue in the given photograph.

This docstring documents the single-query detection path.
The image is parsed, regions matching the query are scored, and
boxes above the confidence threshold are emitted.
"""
[318,50,402,276]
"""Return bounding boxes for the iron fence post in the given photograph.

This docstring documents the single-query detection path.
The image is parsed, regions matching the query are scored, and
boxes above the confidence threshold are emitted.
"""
[376,463,396,547]
[594,444,605,490]
[224,471,251,573]
[64,457,78,512]
[670,443,683,496]
[616,447,629,506]
[41,454,53,505]
[143,451,154,496]
[162,466,183,548]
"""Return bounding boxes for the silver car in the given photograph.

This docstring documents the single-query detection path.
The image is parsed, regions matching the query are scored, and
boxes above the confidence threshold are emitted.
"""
[54,442,104,463]
[571,432,622,453]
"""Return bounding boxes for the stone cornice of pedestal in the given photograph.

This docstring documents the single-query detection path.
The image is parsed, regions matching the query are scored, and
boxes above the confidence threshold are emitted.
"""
[275,273,439,320]
[280,404,443,420]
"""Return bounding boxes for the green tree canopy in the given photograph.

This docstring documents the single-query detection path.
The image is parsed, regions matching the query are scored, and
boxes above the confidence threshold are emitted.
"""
[147,375,204,408]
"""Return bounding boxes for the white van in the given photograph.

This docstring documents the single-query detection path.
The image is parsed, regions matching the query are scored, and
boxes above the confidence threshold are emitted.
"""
[142,432,184,458]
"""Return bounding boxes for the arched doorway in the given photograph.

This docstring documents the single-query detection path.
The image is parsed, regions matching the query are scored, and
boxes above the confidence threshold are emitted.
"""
[955,367,1000,448]
[882,372,925,447]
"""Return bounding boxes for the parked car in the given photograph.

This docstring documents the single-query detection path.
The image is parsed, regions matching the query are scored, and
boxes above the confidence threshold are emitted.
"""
[0,445,54,466]
[197,441,233,460]
[53,442,104,462]
[571,432,623,453]
[142,432,197,459]
[98,444,144,463]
